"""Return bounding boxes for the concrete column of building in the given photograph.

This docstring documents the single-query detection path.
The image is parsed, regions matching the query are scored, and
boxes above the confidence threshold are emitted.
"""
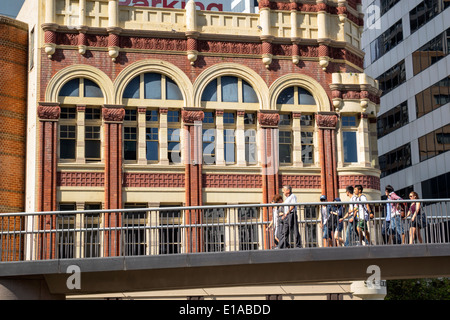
[76,0,88,55]
[137,107,147,165]
[317,0,330,71]
[259,0,273,68]
[159,108,169,165]
[42,0,57,58]
[290,2,301,65]
[37,102,61,260]
[182,109,204,253]
[215,110,225,166]
[236,110,246,166]
[102,105,125,257]
[358,112,371,168]
[185,0,199,65]
[75,105,85,163]
[316,112,339,201]
[107,0,121,61]
[258,111,280,249]
[292,112,303,167]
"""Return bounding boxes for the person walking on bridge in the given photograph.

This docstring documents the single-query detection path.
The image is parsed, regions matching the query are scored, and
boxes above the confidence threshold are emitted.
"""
[278,185,302,249]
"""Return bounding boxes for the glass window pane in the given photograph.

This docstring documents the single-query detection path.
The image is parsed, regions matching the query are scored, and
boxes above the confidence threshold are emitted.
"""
[299,88,315,105]
[221,76,238,102]
[201,79,217,102]
[166,77,183,100]
[124,141,137,160]
[85,140,101,159]
[59,78,80,97]
[242,80,258,103]
[144,73,162,100]
[123,76,140,99]
[84,79,103,98]
[146,141,159,161]
[277,87,294,104]
[343,132,358,163]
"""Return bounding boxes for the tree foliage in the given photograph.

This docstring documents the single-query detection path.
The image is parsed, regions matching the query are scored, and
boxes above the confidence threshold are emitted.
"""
[385,278,450,300]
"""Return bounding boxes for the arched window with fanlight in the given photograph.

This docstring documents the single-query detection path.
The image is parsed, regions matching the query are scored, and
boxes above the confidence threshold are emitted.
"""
[276,86,317,166]
[201,76,259,166]
[58,78,104,163]
[122,73,184,164]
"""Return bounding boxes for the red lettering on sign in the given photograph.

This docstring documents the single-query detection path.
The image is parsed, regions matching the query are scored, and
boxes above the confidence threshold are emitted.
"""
[119,0,224,11]
[164,0,178,8]
[207,3,223,11]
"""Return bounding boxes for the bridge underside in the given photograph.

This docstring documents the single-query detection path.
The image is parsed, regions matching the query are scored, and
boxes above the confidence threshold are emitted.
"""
[1,244,450,297]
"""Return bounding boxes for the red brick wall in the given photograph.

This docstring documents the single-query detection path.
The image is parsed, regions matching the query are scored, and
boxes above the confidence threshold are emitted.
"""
[0,16,28,261]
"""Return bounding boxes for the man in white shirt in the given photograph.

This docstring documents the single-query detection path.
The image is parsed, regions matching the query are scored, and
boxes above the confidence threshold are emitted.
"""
[278,185,302,249]
[354,184,371,245]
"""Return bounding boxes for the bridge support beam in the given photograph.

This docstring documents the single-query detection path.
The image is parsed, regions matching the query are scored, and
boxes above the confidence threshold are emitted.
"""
[0,277,65,300]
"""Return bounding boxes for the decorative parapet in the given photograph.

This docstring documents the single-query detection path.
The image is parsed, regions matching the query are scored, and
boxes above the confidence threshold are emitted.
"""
[44,0,364,67]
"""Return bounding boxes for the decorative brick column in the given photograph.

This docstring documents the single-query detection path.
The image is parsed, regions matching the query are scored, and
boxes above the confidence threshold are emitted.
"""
[182,108,204,253]
[316,112,339,201]
[102,105,125,257]
[37,102,60,260]
[258,111,280,250]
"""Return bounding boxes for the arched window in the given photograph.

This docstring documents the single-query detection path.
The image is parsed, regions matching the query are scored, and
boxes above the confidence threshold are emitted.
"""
[276,86,315,105]
[201,76,258,104]
[276,86,317,166]
[58,78,103,163]
[59,78,104,98]
[123,73,183,101]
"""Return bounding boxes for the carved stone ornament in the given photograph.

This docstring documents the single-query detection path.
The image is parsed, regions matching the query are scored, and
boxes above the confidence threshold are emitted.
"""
[38,104,61,120]
[102,107,125,122]
[182,110,204,124]
[315,113,338,129]
[258,112,280,127]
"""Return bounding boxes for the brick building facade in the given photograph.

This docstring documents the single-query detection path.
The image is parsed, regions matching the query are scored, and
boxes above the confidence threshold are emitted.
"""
[0,15,28,261]
[18,0,381,259]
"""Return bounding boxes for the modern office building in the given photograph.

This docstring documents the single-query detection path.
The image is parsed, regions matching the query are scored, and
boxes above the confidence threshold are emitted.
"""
[362,0,450,199]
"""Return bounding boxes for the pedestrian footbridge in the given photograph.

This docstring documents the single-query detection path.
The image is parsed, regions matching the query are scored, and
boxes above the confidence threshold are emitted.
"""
[0,200,449,299]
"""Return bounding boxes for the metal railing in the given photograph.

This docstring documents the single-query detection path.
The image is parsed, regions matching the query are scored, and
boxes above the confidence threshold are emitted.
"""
[1,199,449,262]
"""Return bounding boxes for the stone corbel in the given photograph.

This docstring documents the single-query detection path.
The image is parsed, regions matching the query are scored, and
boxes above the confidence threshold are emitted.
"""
[261,36,274,69]
[331,90,343,112]
[318,42,331,71]
[77,26,88,55]
[291,38,301,65]
[337,0,348,23]
[42,23,58,59]
[186,32,199,66]
[107,27,122,62]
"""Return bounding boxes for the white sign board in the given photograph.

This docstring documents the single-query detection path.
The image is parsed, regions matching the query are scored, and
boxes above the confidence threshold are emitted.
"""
[118,0,257,13]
